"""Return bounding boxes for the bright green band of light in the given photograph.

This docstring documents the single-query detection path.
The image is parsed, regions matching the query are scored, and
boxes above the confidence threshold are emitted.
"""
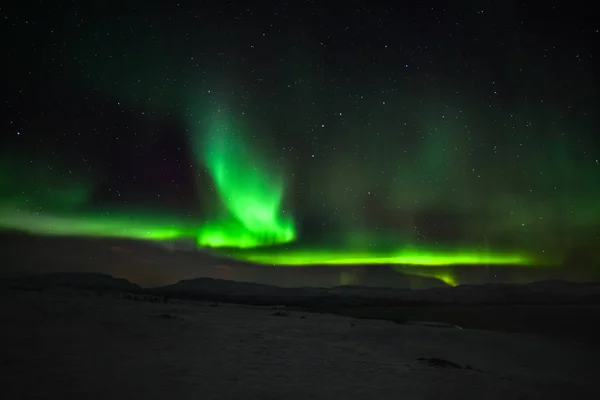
[230,248,532,267]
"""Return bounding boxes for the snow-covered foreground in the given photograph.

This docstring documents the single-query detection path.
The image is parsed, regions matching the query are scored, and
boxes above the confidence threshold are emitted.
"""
[2,290,598,399]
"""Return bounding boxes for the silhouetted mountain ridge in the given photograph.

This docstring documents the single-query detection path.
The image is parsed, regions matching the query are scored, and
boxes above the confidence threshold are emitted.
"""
[0,272,141,292]
[4,272,599,307]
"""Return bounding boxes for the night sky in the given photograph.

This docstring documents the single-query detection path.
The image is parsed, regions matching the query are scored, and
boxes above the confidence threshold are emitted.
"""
[2,1,599,286]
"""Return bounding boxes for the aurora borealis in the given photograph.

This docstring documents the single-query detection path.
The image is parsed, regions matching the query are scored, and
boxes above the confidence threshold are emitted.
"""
[2,1,599,286]
[194,110,295,248]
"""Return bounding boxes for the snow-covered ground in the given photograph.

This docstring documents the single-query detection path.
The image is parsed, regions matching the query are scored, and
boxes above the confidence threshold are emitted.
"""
[2,289,598,399]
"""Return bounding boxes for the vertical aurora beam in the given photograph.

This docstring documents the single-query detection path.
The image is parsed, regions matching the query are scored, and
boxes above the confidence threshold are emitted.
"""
[193,109,295,248]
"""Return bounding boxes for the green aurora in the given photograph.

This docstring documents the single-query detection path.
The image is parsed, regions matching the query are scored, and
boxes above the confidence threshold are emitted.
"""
[193,111,295,248]
[230,247,532,267]
[3,1,599,288]
[0,109,552,287]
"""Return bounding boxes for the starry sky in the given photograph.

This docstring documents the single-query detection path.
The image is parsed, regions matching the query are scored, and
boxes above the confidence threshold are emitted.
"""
[1,1,599,286]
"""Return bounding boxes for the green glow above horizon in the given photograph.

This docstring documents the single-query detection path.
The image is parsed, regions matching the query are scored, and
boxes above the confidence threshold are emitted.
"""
[0,208,194,241]
[220,245,539,287]
[217,246,535,287]
[0,105,577,289]
[0,207,540,287]
[227,247,533,267]
[397,269,459,286]
[193,110,296,248]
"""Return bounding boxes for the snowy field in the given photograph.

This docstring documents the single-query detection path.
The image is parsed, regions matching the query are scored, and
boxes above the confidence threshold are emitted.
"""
[1,289,598,399]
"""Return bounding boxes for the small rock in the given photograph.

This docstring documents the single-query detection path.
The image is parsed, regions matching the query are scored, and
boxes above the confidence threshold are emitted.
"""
[419,357,463,369]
